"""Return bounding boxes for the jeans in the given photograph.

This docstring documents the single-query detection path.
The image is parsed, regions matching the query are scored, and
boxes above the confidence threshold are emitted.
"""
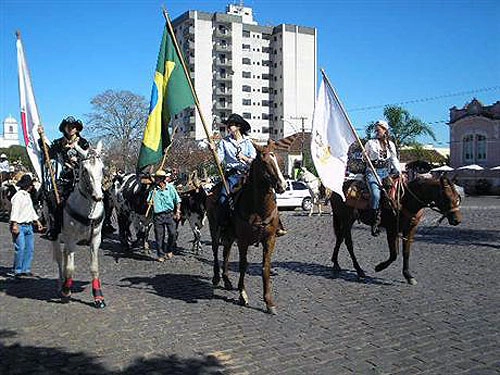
[153,211,176,257]
[219,172,245,205]
[366,168,390,210]
[13,224,35,275]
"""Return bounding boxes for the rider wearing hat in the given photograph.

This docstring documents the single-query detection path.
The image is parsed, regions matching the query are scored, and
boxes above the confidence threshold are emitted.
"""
[364,120,401,236]
[148,169,181,261]
[40,116,90,240]
[216,113,286,237]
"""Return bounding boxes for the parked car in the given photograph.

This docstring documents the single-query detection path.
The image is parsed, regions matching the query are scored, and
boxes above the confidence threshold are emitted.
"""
[276,180,312,211]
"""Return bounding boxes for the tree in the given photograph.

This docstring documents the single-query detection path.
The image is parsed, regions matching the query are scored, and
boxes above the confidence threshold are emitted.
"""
[85,90,148,171]
[365,105,436,151]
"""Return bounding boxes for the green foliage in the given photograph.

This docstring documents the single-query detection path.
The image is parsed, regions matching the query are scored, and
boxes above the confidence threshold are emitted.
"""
[365,105,437,151]
[0,145,32,172]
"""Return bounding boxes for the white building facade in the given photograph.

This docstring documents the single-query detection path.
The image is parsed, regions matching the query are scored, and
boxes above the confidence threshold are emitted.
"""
[0,116,20,148]
[171,4,317,142]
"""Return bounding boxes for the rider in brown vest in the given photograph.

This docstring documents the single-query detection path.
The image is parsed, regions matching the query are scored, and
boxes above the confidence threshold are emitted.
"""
[364,120,401,236]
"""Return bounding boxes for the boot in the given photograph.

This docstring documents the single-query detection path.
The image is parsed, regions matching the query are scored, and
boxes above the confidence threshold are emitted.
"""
[370,209,381,237]
[276,217,287,237]
[216,201,231,241]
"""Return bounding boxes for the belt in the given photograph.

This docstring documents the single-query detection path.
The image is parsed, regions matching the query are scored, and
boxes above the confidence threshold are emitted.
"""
[155,210,173,215]
[18,222,33,225]
[372,160,389,168]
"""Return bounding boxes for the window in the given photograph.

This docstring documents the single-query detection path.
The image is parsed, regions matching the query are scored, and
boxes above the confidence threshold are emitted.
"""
[262,127,270,134]
[242,57,251,65]
[262,113,270,120]
[262,87,270,93]
[242,112,251,119]
[242,30,250,38]
[242,85,251,92]
[262,100,271,107]
[463,134,474,162]
[262,60,271,66]
[262,74,271,80]
[262,34,271,40]
[262,47,272,53]
[242,99,251,106]
[242,71,251,78]
[476,134,487,160]
[242,43,251,50]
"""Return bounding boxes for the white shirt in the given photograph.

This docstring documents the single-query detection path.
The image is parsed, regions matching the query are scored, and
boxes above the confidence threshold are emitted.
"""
[10,190,39,224]
[0,160,10,173]
[365,138,401,173]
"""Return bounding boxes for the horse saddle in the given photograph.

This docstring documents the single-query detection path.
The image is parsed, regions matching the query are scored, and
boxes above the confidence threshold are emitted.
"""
[344,176,401,210]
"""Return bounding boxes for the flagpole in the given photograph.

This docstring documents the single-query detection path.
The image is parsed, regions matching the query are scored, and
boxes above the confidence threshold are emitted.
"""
[162,8,230,196]
[320,69,384,189]
[16,31,60,205]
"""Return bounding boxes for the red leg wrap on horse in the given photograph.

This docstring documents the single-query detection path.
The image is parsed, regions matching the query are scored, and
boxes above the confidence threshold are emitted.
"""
[92,279,104,300]
[63,278,73,289]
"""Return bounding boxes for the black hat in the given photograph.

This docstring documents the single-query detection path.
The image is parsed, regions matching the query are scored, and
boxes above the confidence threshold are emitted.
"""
[59,116,83,133]
[224,114,251,135]
[16,174,34,190]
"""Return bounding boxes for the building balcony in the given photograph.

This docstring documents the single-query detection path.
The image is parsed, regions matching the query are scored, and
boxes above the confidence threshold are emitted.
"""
[214,29,231,39]
[214,44,232,53]
[215,88,232,96]
[214,102,232,110]
[215,59,232,67]
[214,73,232,81]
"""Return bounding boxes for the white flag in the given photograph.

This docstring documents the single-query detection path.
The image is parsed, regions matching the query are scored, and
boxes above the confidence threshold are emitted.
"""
[311,76,356,201]
[16,32,48,181]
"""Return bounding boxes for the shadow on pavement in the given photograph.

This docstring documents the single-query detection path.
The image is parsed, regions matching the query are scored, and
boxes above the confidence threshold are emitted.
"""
[0,330,227,374]
[1,276,89,303]
[416,226,500,249]
[120,273,215,303]
[274,261,394,285]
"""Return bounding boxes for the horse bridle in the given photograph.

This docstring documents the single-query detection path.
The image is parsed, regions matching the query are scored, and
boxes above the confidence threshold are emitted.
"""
[404,181,460,221]
[77,153,103,203]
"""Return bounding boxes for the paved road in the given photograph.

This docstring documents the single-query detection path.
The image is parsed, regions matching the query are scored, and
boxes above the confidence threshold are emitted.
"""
[1,196,499,374]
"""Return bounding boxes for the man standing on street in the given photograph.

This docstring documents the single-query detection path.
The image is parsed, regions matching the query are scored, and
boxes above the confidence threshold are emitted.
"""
[148,170,181,262]
[9,174,43,278]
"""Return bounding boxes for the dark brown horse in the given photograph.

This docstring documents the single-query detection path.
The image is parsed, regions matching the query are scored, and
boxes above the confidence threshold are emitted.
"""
[206,142,287,314]
[329,176,462,285]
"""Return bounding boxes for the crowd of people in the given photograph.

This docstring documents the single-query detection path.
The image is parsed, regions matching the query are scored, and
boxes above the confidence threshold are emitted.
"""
[3,113,402,278]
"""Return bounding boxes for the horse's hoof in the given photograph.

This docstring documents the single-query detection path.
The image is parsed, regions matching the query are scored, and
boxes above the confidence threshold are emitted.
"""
[223,280,233,291]
[61,296,71,303]
[94,299,106,309]
[357,270,366,279]
[267,305,278,315]
[212,275,220,287]
[407,278,418,286]
[374,264,383,273]
[238,296,249,307]
[332,263,342,273]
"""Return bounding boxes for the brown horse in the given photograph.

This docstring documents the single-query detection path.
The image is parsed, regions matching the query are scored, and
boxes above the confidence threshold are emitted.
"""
[206,142,287,314]
[329,175,462,285]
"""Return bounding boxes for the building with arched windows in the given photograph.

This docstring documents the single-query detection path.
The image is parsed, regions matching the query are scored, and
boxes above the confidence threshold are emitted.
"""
[0,115,20,148]
[449,99,500,168]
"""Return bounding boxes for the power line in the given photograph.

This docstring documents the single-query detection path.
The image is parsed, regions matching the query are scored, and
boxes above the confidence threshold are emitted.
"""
[348,85,500,112]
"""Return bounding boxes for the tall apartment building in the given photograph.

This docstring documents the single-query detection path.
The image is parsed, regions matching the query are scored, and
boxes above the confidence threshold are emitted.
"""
[171,4,317,142]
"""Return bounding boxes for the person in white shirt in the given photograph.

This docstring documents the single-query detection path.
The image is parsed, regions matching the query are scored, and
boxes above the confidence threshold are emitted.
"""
[0,153,10,173]
[9,174,43,278]
[364,120,402,237]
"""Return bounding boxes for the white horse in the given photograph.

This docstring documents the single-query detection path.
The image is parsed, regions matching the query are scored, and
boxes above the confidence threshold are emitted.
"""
[52,141,106,308]
[297,167,328,217]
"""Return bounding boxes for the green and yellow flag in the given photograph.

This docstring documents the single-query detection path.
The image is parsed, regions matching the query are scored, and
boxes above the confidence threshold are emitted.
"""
[137,24,194,170]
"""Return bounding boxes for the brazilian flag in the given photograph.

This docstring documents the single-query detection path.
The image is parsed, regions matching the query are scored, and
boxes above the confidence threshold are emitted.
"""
[137,24,194,170]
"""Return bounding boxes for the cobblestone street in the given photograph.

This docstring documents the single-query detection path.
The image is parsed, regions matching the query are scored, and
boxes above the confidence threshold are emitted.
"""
[1,196,499,374]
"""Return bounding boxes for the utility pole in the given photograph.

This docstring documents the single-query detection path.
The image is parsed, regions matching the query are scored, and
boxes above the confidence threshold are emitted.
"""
[290,116,308,165]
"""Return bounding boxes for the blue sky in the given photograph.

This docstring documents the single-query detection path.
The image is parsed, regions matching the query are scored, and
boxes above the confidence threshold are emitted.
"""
[1,0,499,146]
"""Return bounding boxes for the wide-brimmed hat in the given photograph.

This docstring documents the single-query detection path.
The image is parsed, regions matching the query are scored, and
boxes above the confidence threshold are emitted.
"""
[154,169,172,179]
[16,174,34,189]
[374,120,389,131]
[224,114,251,135]
[59,116,83,133]
[0,153,7,159]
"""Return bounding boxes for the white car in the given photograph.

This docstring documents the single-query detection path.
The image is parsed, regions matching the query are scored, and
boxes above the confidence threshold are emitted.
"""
[276,180,312,211]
